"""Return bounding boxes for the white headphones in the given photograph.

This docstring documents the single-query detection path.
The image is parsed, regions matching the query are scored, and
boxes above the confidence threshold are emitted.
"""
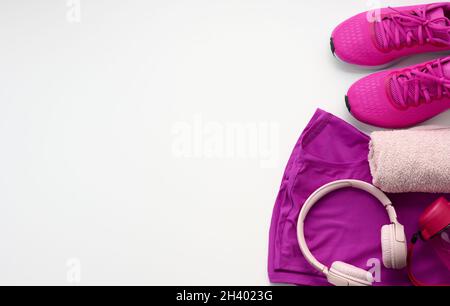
[296,180,407,286]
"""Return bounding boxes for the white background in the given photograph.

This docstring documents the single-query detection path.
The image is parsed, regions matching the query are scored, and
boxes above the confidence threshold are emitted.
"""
[0,0,449,285]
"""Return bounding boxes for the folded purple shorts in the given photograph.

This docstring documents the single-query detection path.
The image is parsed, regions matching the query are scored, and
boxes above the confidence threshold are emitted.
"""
[268,109,450,286]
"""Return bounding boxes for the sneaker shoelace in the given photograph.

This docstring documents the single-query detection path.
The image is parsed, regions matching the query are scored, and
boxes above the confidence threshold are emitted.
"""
[376,5,450,51]
[390,58,450,109]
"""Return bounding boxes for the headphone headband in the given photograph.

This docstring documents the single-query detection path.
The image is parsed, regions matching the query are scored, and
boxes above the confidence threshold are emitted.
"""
[296,180,398,275]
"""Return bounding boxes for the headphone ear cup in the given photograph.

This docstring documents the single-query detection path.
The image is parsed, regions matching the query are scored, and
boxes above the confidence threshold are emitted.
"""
[381,225,394,269]
[381,224,407,269]
[328,261,374,286]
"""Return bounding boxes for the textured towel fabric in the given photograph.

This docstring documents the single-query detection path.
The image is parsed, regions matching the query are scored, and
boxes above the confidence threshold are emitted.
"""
[369,128,450,193]
[269,109,450,286]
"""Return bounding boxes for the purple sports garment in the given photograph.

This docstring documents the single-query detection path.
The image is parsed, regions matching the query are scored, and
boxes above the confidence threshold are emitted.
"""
[268,109,450,286]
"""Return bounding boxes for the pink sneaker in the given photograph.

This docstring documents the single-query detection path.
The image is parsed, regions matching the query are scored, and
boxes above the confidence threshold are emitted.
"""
[331,3,450,68]
[346,56,450,128]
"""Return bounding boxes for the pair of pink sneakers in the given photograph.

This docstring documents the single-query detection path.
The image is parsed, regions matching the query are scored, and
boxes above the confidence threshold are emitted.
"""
[332,2,450,128]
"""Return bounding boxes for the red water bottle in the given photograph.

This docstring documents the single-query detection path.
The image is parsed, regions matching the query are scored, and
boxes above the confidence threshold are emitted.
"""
[408,197,450,286]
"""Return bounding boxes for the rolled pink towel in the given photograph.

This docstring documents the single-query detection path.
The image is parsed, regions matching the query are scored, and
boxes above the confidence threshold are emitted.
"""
[369,127,450,193]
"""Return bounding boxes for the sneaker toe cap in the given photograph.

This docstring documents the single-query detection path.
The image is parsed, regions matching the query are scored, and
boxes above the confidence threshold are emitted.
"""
[332,13,389,66]
[347,72,395,126]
